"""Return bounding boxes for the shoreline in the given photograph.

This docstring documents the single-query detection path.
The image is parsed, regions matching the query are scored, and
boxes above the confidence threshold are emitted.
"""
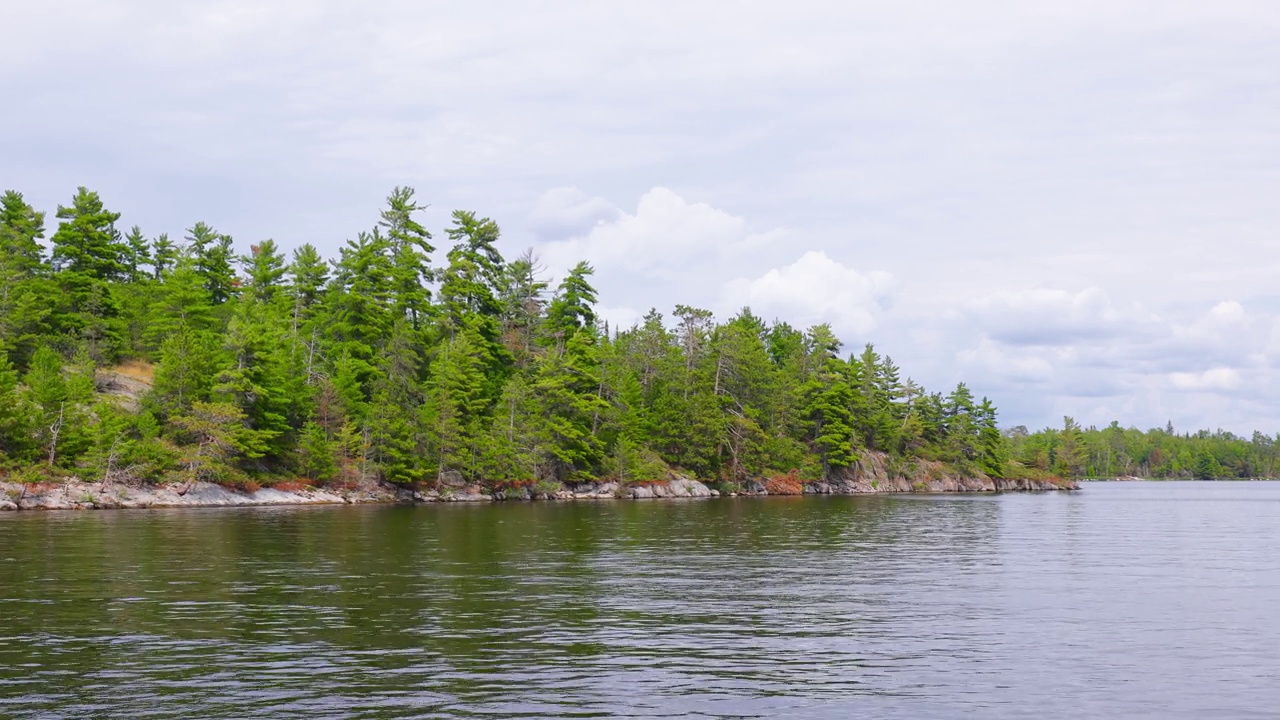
[0,475,1077,512]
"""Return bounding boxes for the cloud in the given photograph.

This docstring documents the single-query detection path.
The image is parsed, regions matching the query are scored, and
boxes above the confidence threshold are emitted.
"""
[723,251,894,336]
[1168,367,1242,392]
[529,187,622,241]
[956,337,1056,384]
[7,1,1280,434]
[962,287,1155,346]
[537,187,783,281]
[946,292,1280,431]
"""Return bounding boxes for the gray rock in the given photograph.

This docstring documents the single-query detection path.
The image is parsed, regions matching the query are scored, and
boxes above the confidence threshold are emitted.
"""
[667,478,712,497]
[438,470,467,488]
[448,491,492,502]
[629,485,654,499]
[0,499,16,511]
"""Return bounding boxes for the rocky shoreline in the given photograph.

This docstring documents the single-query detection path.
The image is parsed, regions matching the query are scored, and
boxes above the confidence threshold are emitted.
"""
[0,473,1076,512]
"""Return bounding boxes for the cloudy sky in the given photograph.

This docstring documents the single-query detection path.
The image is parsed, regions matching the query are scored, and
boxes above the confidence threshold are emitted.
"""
[6,1,1279,433]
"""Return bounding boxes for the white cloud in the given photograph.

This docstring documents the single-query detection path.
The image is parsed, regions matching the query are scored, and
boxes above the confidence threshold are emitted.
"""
[722,251,894,336]
[538,187,783,281]
[7,1,1280,434]
[529,187,622,241]
[1169,367,1242,392]
[962,287,1155,346]
[956,337,1056,384]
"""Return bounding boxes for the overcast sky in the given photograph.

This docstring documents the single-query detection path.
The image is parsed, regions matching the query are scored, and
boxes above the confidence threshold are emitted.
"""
[6,1,1279,433]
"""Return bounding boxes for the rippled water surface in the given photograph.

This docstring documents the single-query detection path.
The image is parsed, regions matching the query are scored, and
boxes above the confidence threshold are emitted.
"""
[3,483,1279,718]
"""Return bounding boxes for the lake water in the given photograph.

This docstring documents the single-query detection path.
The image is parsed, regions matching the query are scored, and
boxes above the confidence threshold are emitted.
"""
[2,482,1278,718]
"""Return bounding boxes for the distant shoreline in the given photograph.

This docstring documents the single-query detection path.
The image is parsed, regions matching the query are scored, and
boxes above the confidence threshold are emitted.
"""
[1076,477,1279,482]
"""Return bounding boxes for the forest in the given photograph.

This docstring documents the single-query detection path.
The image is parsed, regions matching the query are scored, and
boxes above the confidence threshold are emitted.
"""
[0,186,1266,493]
[1006,419,1280,481]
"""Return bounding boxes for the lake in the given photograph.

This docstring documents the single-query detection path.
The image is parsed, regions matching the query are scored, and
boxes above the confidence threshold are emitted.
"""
[2,482,1278,718]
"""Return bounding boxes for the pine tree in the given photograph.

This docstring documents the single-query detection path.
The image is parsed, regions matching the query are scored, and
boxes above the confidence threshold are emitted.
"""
[185,222,237,304]
[151,233,177,279]
[0,190,47,276]
[975,398,1006,477]
[241,238,287,303]
[50,188,127,359]
[0,352,32,460]
[801,325,855,476]
[287,243,329,324]
[23,347,93,468]
[423,326,492,479]
[531,331,609,481]
[297,421,337,482]
[123,225,152,282]
[326,229,395,385]
[150,326,219,416]
[378,186,435,329]
[0,192,55,362]
[51,188,126,280]
[498,249,548,365]
[545,261,598,350]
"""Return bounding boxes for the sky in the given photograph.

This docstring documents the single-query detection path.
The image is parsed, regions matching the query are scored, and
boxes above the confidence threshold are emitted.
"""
[5,1,1279,434]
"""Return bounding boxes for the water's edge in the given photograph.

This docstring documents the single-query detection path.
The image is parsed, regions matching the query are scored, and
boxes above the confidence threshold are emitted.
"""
[0,475,1075,511]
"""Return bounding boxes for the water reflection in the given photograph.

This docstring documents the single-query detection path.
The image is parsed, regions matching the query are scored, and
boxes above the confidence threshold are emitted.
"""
[3,486,1279,718]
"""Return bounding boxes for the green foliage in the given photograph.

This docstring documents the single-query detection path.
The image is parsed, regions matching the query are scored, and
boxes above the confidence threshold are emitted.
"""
[169,401,255,484]
[1006,420,1280,480]
[0,184,1039,491]
[297,421,337,482]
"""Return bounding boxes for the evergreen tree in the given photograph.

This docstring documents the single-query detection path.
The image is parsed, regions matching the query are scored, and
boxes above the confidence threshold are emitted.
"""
[51,188,126,280]
[50,188,128,358]
[378,186,435,329]
[185,222,237,304]
[0,353,31,460]
[123,225,152,282]
[241,239,287,303]
[151,233,177,278]
[287,243,329,323]
[800,325,855,476]
[0,190,47,276]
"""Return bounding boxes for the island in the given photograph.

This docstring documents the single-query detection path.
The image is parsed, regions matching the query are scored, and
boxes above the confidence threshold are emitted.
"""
[0,186,1103,511]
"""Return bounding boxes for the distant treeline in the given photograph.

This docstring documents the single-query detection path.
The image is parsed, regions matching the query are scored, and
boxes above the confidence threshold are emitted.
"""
[1006,419,1280,480]
[0,186,1007,491]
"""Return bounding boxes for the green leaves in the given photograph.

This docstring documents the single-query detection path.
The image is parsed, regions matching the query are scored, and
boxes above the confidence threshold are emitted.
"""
[0,184,1019,490]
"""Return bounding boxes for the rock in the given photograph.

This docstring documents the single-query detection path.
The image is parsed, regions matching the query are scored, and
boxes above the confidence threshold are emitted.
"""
[667,477,713,497]
[94,368,152,413]
[593,482,619,498]
[438,470,467,488]
[0,499,16,511]
[629,485,654,499]
[447,491,492,502]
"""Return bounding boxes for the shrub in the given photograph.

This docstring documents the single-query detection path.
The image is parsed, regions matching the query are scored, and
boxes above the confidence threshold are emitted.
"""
[488,478,534,493]
[532,478,563,497]
[713,480,743,495]
[272,479,314,493]
[764,470,803,495]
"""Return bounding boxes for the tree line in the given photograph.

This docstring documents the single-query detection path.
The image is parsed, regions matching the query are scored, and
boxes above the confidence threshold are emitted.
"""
[2,186,1008,491]
[1007,418,1280,480]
